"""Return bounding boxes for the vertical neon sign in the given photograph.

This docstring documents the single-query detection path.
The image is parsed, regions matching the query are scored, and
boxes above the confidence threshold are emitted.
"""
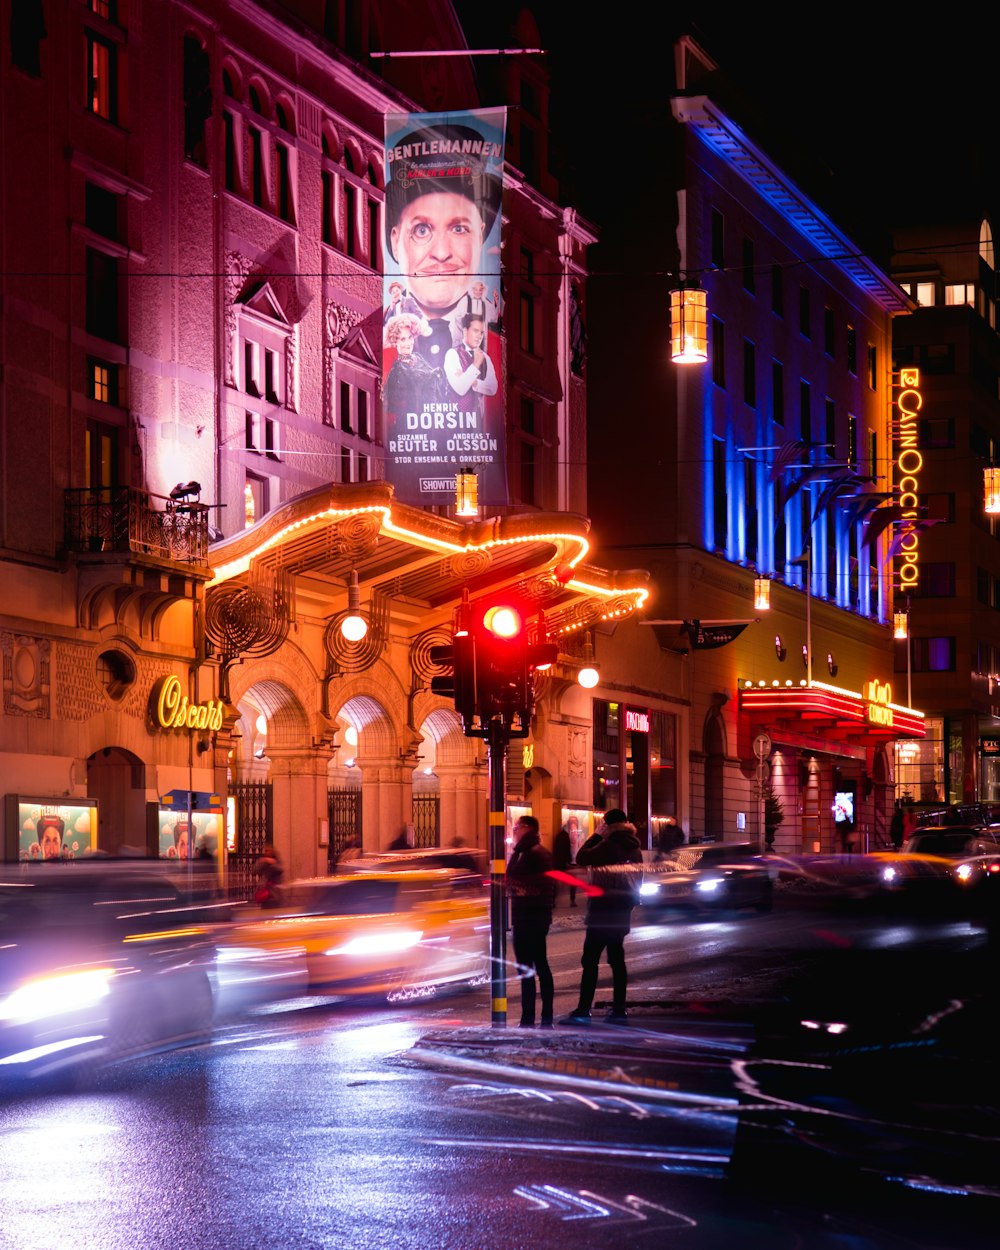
[895,367,922,590]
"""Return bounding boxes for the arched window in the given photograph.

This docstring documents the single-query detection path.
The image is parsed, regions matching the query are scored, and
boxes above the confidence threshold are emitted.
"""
[980,219,994,269]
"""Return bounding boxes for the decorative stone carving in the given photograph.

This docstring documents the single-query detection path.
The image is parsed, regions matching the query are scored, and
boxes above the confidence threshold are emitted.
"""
[55,641,103,721]
[567,725,588,779]
[2,632,51,717]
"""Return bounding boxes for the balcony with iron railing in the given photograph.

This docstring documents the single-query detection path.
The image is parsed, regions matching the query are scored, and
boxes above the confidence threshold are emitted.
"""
[64,487,211,568]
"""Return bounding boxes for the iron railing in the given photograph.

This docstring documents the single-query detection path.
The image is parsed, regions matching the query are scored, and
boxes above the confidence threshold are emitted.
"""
[64,487,210,566]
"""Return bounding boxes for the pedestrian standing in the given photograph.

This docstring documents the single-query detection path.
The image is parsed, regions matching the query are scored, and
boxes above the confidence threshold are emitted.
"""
[506,816,556,1028]
[254,841,284,908]
[563,809,643,1025]
[552,816,580,907]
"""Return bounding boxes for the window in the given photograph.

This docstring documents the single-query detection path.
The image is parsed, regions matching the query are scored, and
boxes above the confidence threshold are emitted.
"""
[771,360,784,426]
[921,343,956,375]
[847,414,857,468]
[911,637,956,673]
[920,417,955,448]
[86,182,120,241]
[824,399,835,454]
[742,236,755,293]
[224,111,237,191]
[916,563,955,598]
[245,473,267,527]
[847,325,857,375]
[245,411,259,453]
[340,446,353,483]
[824,307,835,356]
[923,493,955,523]
[799,286,810,337]
[183,35,211,165]
[11,0,46,75]
[799,380,811,442]
[867,343,878,391]
[86,247,119,340]
[744,456,757,563]
[344,182,357,256]
[88,357,118,405]
[771,264,784,316]
[264,350,280,404]
[743,339,756,406]
[276,141,293,223]
[868,430,877,478]
[339,380,352,432]
[358,390,370,441]
[248,125,264,207]
[711,209,725,269]
[264,416,279,460]
[713,438,726,551]
[518,397,541,505]
[85,419,117,499]
[86,31,116,122]
[916,282,934,307]
[321,169,334,245]
[711,318,725,388]
[519,247,538,354]
[945,283,974,306]
[357,453,370,483]
[244,342,261,397]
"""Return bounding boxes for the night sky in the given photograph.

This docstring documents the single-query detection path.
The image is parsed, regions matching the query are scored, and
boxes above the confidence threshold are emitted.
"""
[453,8,997,256]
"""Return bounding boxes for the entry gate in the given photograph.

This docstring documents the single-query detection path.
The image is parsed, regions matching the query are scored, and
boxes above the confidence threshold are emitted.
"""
[227,779,273,900]
[328,784,362,870]
[412,794,440,848]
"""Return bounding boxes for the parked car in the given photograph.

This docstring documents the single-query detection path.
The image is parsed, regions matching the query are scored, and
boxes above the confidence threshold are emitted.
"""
[639,841,773,916]
[0,861,218,1088]
[215,868,489,1004]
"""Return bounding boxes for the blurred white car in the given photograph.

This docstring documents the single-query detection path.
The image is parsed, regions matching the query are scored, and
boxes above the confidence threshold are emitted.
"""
[0,862,218,1087]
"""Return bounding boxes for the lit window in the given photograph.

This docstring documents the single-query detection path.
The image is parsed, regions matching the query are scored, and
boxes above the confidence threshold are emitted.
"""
[945,283,974,306]
[90,361,111,402]
[915,283,934,307]
[86,32,116,122]
[244,482,256,527]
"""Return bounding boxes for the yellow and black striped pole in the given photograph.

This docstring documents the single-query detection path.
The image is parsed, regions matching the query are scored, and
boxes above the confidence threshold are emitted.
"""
[487,717,508,1027]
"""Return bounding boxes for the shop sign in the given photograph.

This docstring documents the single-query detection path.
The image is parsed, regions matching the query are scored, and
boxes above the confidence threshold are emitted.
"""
[865,679,894,727]
[152,675,224,733]
[624,707,650,733]
[981,737,1000,756]
[895,368,923,589]
[522,743,534,769]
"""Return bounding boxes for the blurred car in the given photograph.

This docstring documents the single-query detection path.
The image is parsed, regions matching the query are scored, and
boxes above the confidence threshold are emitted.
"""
[216,868,488,1004]
[902,825,1000,858]
[0,861,218,1087]
[339,846,486,883]
[639,842,773,916]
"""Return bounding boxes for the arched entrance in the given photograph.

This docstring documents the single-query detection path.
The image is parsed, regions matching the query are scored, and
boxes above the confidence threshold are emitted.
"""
[87,746,146,854]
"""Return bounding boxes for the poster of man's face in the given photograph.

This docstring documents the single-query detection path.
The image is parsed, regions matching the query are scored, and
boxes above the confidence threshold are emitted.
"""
[18,803,96,860]
[382,108,508,509]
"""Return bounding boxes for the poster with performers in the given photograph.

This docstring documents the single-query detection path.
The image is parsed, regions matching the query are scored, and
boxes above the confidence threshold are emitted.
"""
[382,107,508,507]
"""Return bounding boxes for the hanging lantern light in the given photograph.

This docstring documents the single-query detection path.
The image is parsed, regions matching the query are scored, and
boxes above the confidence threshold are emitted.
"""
[577,631,599,689]
[893,610,908,640]
[341,570,368,641]
[754,575,771,610]
[669,284,708,364]
[985,467,1000,514]
[455,468,478,517]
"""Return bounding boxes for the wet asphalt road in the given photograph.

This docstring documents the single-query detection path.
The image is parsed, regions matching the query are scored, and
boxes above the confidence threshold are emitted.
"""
[0,895,996,1250]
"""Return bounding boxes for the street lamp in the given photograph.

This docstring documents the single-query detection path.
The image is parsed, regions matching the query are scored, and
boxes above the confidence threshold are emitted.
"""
[754,575,771,610]
[669,284,708,364]
[341,571,368,641]
[986,467,1000,514]
[577,631,600,688]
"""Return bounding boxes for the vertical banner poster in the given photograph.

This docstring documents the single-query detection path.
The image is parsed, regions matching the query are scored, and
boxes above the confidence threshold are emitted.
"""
[383,108,507,507]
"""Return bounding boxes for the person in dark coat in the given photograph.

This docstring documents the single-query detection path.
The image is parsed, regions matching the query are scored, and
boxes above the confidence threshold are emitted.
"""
[552,816,580,907]
[564,810,643,1024]
[506,816,556,1028]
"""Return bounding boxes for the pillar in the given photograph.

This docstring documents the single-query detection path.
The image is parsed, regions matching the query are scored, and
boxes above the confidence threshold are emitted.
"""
[267,748,332,880]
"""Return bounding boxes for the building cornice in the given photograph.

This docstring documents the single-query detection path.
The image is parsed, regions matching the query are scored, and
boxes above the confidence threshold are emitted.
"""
[671,94,911,314]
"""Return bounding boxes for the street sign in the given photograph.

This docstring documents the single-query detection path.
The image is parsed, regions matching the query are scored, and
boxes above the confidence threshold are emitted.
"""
[753,732,772,759]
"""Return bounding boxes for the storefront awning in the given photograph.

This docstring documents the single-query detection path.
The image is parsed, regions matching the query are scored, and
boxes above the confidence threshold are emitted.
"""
[207,481,650,641]
[740,678,925,746]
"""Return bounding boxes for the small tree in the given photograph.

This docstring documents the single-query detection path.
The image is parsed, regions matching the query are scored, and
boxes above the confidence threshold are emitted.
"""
[763,784,784,849]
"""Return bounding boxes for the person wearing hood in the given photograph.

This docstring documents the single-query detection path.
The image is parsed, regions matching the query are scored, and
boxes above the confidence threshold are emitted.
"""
[506,816,556,1028]
[564,809,643,1024]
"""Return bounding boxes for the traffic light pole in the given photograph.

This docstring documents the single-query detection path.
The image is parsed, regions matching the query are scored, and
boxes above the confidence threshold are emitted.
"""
[487,717,508,1029]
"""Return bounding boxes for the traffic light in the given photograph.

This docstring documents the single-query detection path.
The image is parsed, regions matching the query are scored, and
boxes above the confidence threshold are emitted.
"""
[429,627,476,727]
[473,599,529,733]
